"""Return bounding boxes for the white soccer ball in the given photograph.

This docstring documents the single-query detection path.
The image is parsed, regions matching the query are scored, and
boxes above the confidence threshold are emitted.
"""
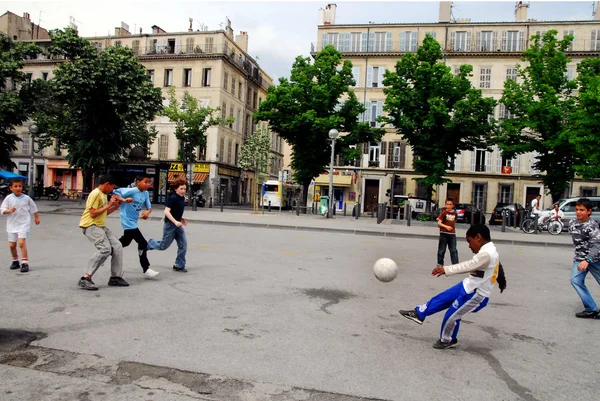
[373,258,398,282]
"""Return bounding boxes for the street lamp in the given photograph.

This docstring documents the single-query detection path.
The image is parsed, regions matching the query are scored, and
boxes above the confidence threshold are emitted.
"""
[327,128,339,218]
[28,124,38,195]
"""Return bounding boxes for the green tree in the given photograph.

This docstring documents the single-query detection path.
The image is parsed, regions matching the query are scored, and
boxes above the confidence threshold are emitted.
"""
[493,30,577,202]
[382,35,496,208]
[238,126,271,210]
[43,28,163,189]
[254,45,383,205]
[0,34,41,168]
[568,57,600,179]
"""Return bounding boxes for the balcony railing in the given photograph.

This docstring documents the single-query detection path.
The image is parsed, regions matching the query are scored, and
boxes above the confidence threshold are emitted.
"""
[311,39,600,54]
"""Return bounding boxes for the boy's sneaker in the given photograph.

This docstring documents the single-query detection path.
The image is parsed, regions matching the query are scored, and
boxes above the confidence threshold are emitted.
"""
[78,277,98,291]
[9,261,20,270]
[143,268,159,279]
[173,265,188,273]
[399,309,424,325]
[433,339,458,349]
[20,263,29,273]
[575,310,599,318]
[108,277,130,287]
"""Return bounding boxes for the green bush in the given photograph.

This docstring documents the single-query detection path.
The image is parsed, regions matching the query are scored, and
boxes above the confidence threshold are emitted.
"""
[417,213,432,221]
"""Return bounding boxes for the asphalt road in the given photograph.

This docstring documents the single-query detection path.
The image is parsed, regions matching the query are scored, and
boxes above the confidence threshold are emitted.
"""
[0,213,597,401]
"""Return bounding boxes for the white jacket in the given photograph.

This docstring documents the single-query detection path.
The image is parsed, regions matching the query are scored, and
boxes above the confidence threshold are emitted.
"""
[443,242,500,297]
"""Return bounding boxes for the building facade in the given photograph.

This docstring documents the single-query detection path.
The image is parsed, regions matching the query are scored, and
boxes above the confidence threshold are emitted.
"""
[312,2,600,215]
[6,15,282,204]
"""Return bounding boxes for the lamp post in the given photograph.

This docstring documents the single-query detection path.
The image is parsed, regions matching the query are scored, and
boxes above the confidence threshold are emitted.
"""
[28,124,38,195]
[327,128,339,218]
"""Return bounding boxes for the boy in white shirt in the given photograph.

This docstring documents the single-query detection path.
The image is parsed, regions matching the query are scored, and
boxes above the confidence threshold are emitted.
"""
[0,179,40,272]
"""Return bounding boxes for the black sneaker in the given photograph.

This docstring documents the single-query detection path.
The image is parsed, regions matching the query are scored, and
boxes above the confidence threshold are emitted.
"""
[10,261,20,270]
[433,339,458,349]
[78,277,98,291]
[399,309,424,325]
[20,263,29,273]
[173,266,188,273]
[575,310,599,318]
[108,277,130,287]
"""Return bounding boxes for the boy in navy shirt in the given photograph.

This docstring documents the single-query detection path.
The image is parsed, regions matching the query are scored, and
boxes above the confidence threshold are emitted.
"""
[147,178,188,272]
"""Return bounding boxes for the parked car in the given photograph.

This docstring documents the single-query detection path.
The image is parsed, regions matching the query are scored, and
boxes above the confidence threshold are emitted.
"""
[454,203,484,224]
[540,197,600,228]
[489,203,526,225]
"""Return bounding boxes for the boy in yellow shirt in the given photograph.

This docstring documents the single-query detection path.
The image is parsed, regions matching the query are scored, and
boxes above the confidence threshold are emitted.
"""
[78,175,131,290]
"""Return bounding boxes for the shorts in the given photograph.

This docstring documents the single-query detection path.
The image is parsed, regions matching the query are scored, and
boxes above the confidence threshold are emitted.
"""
[7,232,28,242]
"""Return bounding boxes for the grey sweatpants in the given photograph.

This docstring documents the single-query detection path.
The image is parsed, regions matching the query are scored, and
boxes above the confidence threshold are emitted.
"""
[82,225,123,278]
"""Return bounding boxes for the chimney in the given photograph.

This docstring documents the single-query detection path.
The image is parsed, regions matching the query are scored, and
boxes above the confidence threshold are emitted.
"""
[515,1,529,22]
[23,12,31,20]
[151,25,167,34]
[235,31,248,53]
[322,3,337,25]
[439,1,452,23]
[318,7,326,25]
[225,18,233,39]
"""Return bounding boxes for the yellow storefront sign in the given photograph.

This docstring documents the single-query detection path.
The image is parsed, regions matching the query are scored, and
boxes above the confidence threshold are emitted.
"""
[168,163,210,173]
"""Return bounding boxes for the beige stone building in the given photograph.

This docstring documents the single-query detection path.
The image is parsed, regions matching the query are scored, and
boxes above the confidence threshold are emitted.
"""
[0,11,49,41]
[6,14,281,204]
[312,2,600,218]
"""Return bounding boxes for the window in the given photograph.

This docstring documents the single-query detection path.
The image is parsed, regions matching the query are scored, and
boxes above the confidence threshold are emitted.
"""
[399,31,417,52]
[367,66,385,88]
[452,31,470,51]
[132,40,140,55]
[25,73,32,85]
[114,40,122,47]
[236,109,241,132]
[479,68,491,89]
[350,32,362,52]
[369,142,381,165]
[498,184,514,204]
[42,72,48,81]
[476,31,496,51]
[183,68,192,87]
[238,82,243,100]
[580,187,598,197]
[503,30,523,51]
[373,32,391,52]
[389,141,406,168]
[223,71,229,90]
[227,139,233,164]
[235,143,239,165]
[253,91,258,108]
[91,41,103,51]
[205,37,214,53]
[202,68,211,87]
[565,65,575,81]
[362,100,383,127]
[416,183,429,199]
[499,104,515,120]
[506,67,517,82]
[322,33,339,50]
[229,106,234,128]
[158,134,169,159]
[529,151,541,174]
[424,31,437,40]
[221,102,226,119]
[471,149,490,172]
[147,69,155,85]
[185,37,195,53]
[231,77,236,96]
[564,30,574,51]
[219,137,225,162]
[472,182,487,212]
[163,69,173,87]
[22,133,30,155]
[351,66,360,87]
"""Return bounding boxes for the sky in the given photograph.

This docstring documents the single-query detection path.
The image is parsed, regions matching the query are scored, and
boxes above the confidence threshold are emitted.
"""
[3,0,598,81]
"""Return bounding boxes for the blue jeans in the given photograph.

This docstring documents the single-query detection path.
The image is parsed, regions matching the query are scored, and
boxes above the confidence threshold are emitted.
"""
[147,222,187,268]
[437,233,459,266]
[570,260,600,312]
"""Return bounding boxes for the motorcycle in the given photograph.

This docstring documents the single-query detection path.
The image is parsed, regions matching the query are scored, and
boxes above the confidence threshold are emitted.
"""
[0,182,10,199]
[194,189,206,207]
[33,181,63,201]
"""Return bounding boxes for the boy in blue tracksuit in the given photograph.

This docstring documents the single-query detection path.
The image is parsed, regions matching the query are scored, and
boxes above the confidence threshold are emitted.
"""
[114,174,159,279]
[399,225,507,349]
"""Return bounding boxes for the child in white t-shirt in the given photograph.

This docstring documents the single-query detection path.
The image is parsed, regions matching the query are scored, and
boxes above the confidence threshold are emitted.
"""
[0,179,40,272]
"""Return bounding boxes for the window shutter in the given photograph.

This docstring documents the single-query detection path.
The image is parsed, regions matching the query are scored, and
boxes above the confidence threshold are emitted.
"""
[322,33,327,49]
[485,150,493,172]
[386,32,392,51]
[475,31,481,51]
[482,183,488,214]
[495,147,502,173]
[364,101,371,122]
[499,103,506,119]
[352,66,360,87]
[450,32,456,50]
[470,150,476,172]
[362,142,369,154]
[492,31,498,50]
[378,68,385,88]
[369,32,375,50]
[381,141,387,158]
[367,67,373,87]
[512,155,520,174]
[361,32,368,51]
[466,31,472,51]
[174,37,181,54]
[400,32,406,51]
[399,142,406,168]
[501,31,507,51]
[411,32,418,51]
[518,30,525,51]
[454,152,462,172]
[387,142,394,168]
[591,30,598,51]
[377,102,384,126]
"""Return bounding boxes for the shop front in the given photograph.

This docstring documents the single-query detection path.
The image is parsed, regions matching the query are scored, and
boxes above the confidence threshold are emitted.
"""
[46,160,83,196]
[311,170,358,211]
[217,166,241,204]
[111,164,159,203]
[159,162,210,203]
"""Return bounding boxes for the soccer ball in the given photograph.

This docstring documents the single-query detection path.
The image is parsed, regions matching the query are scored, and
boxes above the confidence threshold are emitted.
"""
[373,258,398,282]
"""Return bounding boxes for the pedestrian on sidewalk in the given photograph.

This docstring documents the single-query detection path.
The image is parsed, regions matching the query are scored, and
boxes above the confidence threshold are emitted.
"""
[399,225,506,349]
[78,174,129,291]
[1,178,40,273]
[114,174,159,279]
[147,178,188,273]
[437,197,459,268]
[568,198,600,319]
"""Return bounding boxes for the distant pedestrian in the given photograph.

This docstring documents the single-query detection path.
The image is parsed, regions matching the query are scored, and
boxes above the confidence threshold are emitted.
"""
[437,197,459,268]
[114,174,159,279]
[568,198,600,319]
[78,174,129,291]
[0,178,40,273]
[147,178,188,272]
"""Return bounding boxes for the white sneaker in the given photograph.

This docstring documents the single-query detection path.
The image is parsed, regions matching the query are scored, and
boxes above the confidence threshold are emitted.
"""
[144,268,159,279]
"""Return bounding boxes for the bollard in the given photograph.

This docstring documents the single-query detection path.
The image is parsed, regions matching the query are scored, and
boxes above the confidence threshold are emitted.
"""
[534,216,539,234]
[220,193,224,212]
[268,200,271,212]
[333,205,336,216]
[355,203,361,220]
[344,202,347,216]
[192,196,197,211]
[312,202,315,214]
[209,197,213,208]
[501,210,507,232]
[296,200,300,216]
[407,203,412,226]
[513,210,517,229]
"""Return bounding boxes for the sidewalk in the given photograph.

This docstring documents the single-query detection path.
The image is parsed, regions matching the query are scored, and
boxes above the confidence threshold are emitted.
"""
[35,199,573,248]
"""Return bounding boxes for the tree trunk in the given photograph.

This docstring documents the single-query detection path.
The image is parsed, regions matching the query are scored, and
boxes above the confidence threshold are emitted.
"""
[83,168,94,193]
[302,180,311,213]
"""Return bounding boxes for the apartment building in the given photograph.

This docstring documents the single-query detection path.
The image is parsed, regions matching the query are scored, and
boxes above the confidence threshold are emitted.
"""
[311,2,600,215]
[7,15,281,204]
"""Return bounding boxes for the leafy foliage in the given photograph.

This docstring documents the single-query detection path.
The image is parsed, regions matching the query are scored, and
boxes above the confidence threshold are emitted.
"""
[0,34,41,168]
[255,45,383,202]
[382,35,496,199]
[238,126,271,174]
[493,30,577,201]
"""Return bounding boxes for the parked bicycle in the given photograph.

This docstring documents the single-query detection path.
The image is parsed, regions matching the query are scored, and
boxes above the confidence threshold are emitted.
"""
[521,214,563,235]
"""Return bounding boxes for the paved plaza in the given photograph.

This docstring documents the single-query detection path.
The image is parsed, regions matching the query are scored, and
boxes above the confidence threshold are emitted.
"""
[0,205,597,401]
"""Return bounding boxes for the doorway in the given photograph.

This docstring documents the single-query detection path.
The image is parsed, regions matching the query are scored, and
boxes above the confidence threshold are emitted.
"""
[525,186,542,209]
[447,183,460,203]
[364,179,380,213]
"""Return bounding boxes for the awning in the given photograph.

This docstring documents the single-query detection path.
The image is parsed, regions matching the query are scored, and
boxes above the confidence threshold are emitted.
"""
[167,172,208,184]
[313,174,353,187]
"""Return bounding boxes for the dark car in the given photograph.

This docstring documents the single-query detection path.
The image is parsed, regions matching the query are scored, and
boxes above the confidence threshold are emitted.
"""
[454,203,484,224]
[489,203,526,225]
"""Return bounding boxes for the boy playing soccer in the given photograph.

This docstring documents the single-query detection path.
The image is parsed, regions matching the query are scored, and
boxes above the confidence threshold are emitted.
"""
[114,174,159,279]
[78,174,129,290]
[399,225,506,349]
[568,198,600,319]
[147,178,188,272]
[0,178,40,273]
[437,197,459,267]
